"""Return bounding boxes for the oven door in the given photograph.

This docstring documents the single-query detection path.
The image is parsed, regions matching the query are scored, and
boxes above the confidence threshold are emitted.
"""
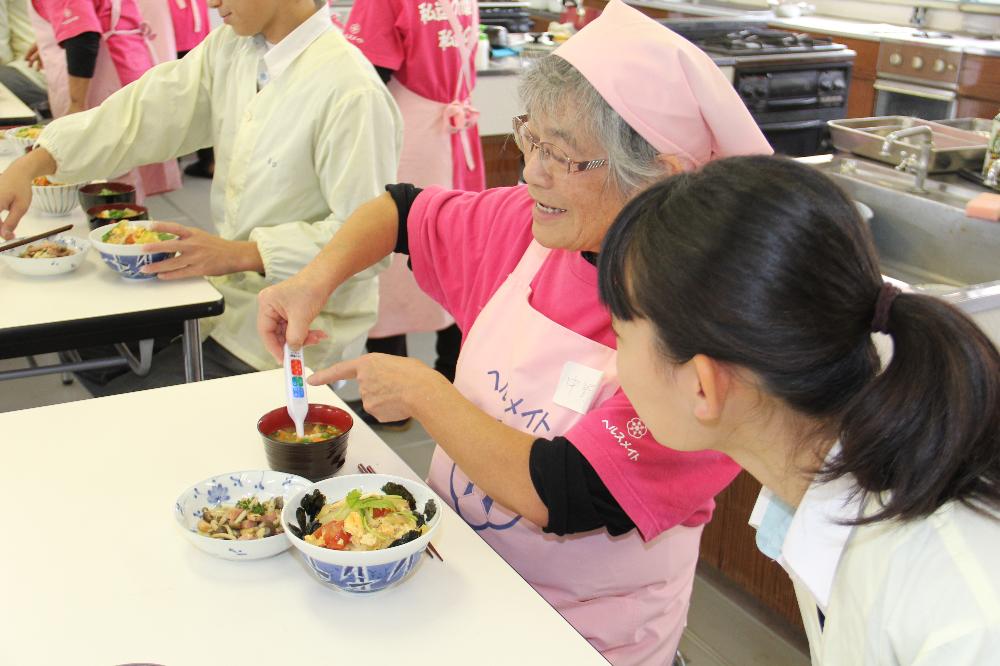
[757,119,831,157]
[873,79,958,120]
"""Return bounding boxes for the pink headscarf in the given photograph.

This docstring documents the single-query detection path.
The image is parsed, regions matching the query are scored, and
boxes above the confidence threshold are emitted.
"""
[553,0,772,168]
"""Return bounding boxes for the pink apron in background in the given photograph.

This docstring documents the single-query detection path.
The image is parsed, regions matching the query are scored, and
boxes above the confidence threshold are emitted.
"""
[366,0,483,339]
[427,241,702,665]
[29,0,180,197]
[168,0,208,53]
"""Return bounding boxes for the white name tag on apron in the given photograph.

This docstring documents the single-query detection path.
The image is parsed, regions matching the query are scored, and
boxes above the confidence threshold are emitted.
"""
[552,361,604,415]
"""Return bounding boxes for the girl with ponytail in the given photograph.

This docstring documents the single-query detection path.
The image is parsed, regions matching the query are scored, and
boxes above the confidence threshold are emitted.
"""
[599,155,1000,665]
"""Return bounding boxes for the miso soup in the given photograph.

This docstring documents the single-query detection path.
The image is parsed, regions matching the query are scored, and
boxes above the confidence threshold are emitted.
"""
[269,422,342,443]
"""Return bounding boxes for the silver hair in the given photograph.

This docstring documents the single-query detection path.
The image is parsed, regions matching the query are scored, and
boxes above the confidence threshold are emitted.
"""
[518,55,667,195]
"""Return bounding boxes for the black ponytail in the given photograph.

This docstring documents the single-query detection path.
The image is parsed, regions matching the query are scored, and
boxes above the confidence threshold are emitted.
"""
[599,155,1000,523]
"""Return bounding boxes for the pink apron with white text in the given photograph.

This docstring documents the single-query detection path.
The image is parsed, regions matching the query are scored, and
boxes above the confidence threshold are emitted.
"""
[29,0,180,197]
[366,0,483,338]
[427,241,702,665]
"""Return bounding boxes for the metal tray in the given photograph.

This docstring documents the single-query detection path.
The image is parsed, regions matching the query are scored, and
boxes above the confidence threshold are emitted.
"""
[827,116,987,173]
[934,117,994,139]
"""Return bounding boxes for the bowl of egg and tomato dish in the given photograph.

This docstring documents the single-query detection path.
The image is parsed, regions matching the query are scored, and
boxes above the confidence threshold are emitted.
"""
[257,404,354,482]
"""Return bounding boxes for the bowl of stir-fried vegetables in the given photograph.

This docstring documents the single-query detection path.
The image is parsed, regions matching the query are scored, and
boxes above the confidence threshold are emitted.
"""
[281,473,443,593]
[0,235,89,276]
[31,176,80,216]
[79,182,136,212]
[89,220,178,280]
[4,124,44,152]
[174,469,313,561]
[85,203,148,231]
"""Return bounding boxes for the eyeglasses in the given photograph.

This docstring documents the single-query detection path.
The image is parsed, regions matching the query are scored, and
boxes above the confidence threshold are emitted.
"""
[512,115,609,176]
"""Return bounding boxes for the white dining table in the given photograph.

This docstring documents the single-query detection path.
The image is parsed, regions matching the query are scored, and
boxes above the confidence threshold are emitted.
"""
[0,83,35,125]
[0,370,608,665]
[0,150,223,382]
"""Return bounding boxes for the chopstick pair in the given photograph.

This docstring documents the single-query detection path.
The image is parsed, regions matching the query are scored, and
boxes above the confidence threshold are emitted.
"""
[0,224,73,254]
[357,462,443,562]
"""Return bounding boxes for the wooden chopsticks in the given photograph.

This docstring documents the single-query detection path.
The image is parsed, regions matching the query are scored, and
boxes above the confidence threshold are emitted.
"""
[0,224,74,254]
[357,462,443,562]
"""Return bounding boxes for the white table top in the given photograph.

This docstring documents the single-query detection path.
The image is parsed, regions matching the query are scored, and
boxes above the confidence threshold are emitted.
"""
[0,370,605,665]
[0,152,222,335]
[0,83,35,124]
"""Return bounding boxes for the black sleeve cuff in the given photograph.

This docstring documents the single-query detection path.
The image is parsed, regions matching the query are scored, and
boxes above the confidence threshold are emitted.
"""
[385,183,422,255]
[374,66,394,84]
[529,437,636,537]
[60,32,101,78]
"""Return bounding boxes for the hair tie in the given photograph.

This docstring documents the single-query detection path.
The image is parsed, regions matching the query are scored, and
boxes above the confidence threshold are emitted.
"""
[870,283,901,334]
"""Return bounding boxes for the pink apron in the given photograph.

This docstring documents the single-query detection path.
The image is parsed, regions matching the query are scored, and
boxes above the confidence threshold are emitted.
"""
[427,241,703,665]
[29,0,181,198]
[367,0,483,339]
[168,0,208,53]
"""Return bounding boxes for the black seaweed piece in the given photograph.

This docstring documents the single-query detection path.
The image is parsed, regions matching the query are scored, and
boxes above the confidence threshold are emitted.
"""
[300,489,326,519]
[388,529,422,548]
[381,482,417,510]
[289,524,303,539]
[423,499,437,523]
[411,511,425,528]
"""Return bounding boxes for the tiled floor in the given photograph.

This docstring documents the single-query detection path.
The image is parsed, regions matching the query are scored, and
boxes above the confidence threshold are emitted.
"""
[0,167,809,666]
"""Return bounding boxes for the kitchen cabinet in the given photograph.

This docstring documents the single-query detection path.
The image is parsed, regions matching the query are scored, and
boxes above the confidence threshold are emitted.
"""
[700,471,804,631]
[481,135,523,188]
[958,53,1000,118]
[795,31,880,118]
[580,0,691,20]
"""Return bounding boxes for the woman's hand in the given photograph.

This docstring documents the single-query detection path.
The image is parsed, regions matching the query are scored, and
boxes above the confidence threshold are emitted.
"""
[140,221,264,280]
[257,273,331,362]
[309,354,452,423]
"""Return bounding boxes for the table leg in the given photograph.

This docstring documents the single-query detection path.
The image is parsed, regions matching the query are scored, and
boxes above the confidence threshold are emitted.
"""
[182,319,204,383]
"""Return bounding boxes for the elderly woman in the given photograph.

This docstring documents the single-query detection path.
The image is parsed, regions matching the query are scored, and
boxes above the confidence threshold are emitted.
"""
[257,2,770,662]
[598,156,1000,664]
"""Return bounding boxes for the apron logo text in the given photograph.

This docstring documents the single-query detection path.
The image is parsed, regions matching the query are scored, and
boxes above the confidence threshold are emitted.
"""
[487,370,552,434]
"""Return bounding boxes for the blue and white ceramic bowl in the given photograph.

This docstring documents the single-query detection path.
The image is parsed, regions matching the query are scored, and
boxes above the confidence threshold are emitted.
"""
[32,181,80,216]
[175,470,312,561]
[89,221,176,280]
[0,235,88,276]
[281,473,443,593]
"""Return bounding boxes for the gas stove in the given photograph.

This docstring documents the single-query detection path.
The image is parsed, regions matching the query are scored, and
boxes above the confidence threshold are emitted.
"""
[697,27,845,57]
[662,19,857,157]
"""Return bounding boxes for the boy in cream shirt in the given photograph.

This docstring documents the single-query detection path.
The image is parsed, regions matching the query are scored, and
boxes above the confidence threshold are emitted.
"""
[0,0,401,393]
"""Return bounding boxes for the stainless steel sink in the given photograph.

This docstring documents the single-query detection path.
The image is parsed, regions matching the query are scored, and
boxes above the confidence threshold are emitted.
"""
[804,154,1000,346]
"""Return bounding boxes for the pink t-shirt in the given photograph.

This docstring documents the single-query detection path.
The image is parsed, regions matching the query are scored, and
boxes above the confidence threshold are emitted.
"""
[343,0,477,104]
[409,185,740,540]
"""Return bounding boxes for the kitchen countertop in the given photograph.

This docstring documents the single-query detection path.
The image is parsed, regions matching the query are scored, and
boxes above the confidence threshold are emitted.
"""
[624,0,1000,54]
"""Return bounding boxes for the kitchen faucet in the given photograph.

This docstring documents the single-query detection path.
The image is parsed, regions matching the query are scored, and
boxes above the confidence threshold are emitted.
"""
[985,160,1000,190]
[880,125,933,192]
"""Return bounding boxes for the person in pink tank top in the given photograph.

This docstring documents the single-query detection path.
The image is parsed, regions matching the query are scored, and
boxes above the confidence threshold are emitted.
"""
[169,0,213,179]
[258,2,771,663]
[339,0,487,429]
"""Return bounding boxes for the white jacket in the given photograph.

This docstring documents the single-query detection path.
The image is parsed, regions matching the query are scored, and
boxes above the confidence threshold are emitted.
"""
[38,10,402,370]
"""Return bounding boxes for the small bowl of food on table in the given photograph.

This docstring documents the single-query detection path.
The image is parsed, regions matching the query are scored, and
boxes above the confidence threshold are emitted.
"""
[88,220,176,280]
[86,203,148,231]
[257,403,354,482]
[78,182,136,212]
[0,235,89,276]
[4,124,44,152]
[174,469,313,560]
[31,176,80,216]
[281,473,442,593]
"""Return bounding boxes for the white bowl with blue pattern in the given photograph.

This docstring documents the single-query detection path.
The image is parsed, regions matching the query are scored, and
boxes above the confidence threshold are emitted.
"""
[31,181,80,216]
[89,221,177,280]
[281,473,443,593]
[175,470,312,561]
[0,235,88,276]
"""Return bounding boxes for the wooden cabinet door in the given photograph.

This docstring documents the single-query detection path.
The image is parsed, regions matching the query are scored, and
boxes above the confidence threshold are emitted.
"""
[699,471,804,631]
